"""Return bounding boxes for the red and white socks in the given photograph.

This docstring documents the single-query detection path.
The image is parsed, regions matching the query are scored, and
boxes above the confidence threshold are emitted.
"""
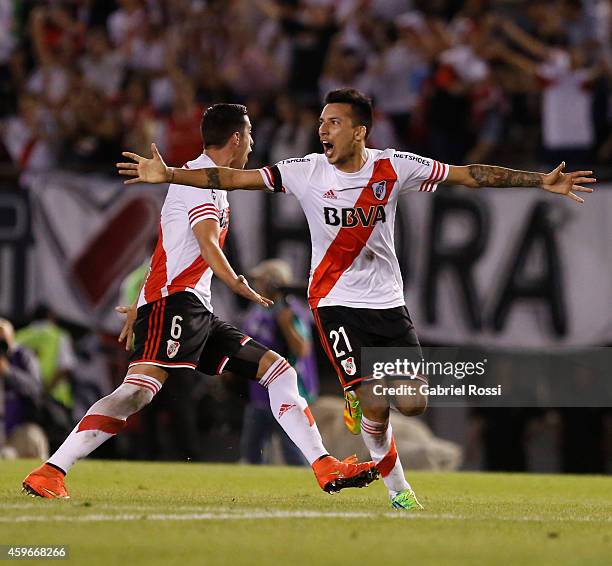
[259,358,327,464]
[360,415,410,497]
[47,374,162,473]
[47,359,326,473]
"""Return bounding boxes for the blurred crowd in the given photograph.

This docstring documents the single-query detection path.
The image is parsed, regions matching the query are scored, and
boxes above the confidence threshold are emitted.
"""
[0,0,611,182]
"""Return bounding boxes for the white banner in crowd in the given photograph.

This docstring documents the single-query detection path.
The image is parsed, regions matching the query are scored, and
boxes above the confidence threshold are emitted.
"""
[28,172,166,330]
[394,187,612,347]
[26,173,612,347]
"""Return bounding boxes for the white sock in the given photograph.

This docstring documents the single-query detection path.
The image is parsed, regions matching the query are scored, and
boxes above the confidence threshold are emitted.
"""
[48,375,162,473]
[361,415,410,497]
[260,358,327,465]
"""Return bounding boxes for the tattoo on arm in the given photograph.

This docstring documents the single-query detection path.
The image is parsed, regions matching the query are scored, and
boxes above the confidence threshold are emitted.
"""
[205,168,221,190]
[468,165,543,188]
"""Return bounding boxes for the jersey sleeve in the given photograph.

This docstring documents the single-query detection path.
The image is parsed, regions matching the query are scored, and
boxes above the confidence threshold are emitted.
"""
[258,156,316,199]
[391,151,449,194]
[176,184,220,229]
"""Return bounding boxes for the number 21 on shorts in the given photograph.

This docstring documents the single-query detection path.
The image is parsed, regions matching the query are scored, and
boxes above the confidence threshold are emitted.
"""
[329,326,352,359]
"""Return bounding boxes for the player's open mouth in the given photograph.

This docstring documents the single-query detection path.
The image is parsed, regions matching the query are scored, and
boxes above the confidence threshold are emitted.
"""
[322,141,334,157]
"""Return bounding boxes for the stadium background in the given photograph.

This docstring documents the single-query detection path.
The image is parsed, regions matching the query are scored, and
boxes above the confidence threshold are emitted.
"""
[0,0,611,473]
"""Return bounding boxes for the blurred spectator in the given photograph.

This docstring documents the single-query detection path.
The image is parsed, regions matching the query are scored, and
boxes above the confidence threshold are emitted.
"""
[318,44,370,100]
[118,75,159,156]
[0,92,58,176]
[492,18,602,166]
[79,27,125,99]
[0,318,48,460]
[559,0,592,47]
[243,97,277,165]
[27,5,82,109]
[125,19,167,73]
[423,11,496,163]
[56,73,122,168]
[367,107,400,150]
[0,0,15,66]
[465,62,508,164]
[159,73,203,166]
[0,0,18,119]
[107,0,146,48]
[221,24,284,99]
[366,13,432,149]
[240,259,319,466]
[268,95,320,163]
[15,306,77,414]
[261,0,338,104]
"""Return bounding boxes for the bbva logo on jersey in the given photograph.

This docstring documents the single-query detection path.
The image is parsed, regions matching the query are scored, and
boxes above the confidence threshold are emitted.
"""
[324,206,386,228]
[372,180,387,200]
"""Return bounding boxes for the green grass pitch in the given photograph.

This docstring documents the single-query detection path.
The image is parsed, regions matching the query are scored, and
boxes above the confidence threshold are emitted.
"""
[1,460,611,565]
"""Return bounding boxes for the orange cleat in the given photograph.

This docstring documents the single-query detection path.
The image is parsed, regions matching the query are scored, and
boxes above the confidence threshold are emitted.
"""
[22,463,70,499]
[312,454,379,493]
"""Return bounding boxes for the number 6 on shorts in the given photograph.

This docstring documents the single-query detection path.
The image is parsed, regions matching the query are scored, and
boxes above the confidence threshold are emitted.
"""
[170,315,183,339]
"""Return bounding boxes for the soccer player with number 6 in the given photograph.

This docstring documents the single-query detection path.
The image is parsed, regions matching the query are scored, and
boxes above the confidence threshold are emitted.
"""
[22,103,378,499]
[116,88,595,509]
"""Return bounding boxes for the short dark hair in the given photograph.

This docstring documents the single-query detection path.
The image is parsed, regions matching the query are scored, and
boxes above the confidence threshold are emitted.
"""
[323,88,373,137]
[200,103,248,148]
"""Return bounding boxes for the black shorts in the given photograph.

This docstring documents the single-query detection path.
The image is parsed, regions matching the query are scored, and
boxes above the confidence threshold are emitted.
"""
[129,292,257,376]
[312,305,421,390]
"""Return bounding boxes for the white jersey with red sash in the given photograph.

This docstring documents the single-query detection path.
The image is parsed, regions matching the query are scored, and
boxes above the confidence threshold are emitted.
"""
[259,149,449,309]
[138,153,230,311]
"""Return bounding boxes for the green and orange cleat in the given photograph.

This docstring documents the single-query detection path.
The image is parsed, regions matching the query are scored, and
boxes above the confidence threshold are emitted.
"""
[343,391,362,435]
[312,454,379,493]
[22,463,70,499]
[390,488,424,510]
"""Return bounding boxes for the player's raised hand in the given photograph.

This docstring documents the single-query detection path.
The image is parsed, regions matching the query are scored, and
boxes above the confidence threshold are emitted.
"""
[116,304,137,351]
[116,143,171,185]
[232,275,274,308]
[542,162,596,204]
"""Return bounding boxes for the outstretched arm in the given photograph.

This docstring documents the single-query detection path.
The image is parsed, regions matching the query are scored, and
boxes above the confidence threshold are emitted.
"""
[498,18,551,61]
[193,220,273,308]
[116,143,268,191]
[444,162,595,204]
[493,42,539,76]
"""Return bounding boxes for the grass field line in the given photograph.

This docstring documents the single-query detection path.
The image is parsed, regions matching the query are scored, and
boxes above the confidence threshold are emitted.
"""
[1,509,612,524]
[0,503,241,511]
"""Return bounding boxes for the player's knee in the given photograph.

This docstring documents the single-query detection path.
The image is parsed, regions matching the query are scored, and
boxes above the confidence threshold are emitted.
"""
[362,406,390,423]
[395,391,428,417]
[360,399,390,423]
[112,383,155,414]
[129,387,154,412]
[116,386,152,413]
[256,350,287,380]
[356,382,390,422]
